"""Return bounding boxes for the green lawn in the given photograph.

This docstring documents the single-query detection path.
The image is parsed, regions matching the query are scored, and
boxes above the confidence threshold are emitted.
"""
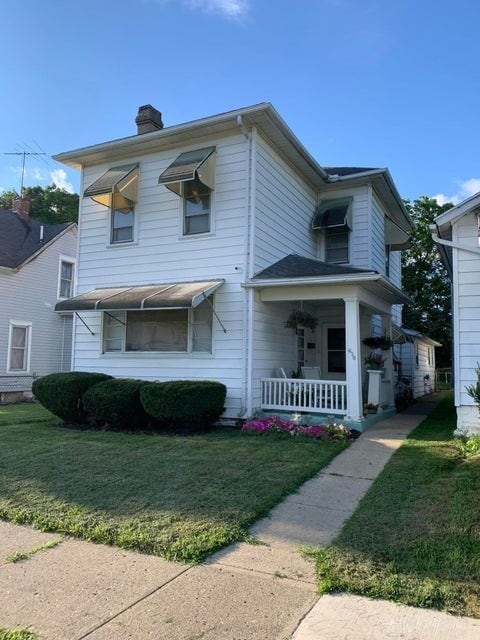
[0,404,348,564]
[316,393,480,618]
[0,629,41,640]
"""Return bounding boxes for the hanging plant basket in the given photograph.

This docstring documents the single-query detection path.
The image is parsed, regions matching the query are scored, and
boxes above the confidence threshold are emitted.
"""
[284,310,318,332]
[362,335,393,350]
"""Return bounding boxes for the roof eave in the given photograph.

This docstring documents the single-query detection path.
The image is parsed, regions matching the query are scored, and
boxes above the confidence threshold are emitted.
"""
[53,103,329,189]
[328,168,412,231]
[243,272,411,305]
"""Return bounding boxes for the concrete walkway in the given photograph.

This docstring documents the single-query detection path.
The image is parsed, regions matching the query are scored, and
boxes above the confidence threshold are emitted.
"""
[1,393,479,639]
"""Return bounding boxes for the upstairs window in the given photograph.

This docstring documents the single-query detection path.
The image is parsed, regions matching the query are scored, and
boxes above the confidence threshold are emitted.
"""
[84,164,139,245]
[184,178,211,235]
[58,257,75,298]
[326,228,349,264]
[159,147,215,237]
[313,197,352,264]
[111,208,134,244]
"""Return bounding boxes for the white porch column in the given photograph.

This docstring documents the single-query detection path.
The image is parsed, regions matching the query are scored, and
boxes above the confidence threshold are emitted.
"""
[344,297,364,422]
[381,312,394,407]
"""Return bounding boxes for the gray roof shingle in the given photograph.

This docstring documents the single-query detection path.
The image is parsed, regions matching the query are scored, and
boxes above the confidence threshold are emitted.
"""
[252,254,375,279]
[0,209,71,269]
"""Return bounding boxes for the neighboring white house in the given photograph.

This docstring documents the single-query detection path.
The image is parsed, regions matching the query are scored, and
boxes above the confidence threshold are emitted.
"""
[432,192,480,435]
[53,103,414,430]
[394,326,440,398]
[0,199,77,402]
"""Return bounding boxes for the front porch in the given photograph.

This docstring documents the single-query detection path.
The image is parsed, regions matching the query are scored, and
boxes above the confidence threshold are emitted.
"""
[260,373,394,431]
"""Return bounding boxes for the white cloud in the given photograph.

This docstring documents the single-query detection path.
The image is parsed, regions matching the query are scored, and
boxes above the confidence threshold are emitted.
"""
[185,0,249,19]
[433,178,480,206]
[50,169,74,193]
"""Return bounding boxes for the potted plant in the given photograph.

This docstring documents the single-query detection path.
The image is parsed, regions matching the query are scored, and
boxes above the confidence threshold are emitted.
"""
[363,403,379,415]
[284,309,318,332]
[364,352,385,370]
[362,335,393,350]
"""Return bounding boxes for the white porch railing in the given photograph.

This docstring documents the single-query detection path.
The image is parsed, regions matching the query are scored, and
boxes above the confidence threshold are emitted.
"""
[261,377,347,415]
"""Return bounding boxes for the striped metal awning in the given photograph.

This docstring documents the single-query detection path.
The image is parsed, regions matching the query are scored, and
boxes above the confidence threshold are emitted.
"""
[158,147,215,195]
[55,280,224,312]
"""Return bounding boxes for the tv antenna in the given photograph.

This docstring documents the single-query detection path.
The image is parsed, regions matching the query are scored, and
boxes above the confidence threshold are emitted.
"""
[4,150,46,195]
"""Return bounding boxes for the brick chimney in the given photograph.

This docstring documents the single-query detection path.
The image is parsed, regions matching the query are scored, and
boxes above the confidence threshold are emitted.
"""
[135,104,164,134]
[12,197,30,220]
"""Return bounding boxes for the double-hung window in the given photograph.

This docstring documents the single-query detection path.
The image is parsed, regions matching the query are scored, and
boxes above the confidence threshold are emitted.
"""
[58,257,75,298]
[7,321,32,373]
[312,197,352,265]
[83,164,139,245]
[183,179,211,235]
[158,147,215,237]
[102,298,213,354]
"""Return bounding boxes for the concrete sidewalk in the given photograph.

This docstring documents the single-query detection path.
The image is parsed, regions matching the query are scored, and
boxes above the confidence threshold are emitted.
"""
[1,393,479,639]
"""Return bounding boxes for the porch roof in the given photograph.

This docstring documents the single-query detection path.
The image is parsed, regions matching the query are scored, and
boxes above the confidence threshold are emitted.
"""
[246,255,411,306]
[252,254,373,279]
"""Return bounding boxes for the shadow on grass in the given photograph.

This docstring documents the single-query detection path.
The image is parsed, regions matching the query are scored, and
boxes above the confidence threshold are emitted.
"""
[316,393,480,618]
[0,405,348,563]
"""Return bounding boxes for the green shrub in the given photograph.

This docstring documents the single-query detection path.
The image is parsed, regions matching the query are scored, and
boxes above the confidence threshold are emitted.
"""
[141,380,226,430]
[83,378,150,431]
[32,371,112,424]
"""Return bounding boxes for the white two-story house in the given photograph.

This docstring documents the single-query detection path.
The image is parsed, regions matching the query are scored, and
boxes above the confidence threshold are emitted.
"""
[54,103,412,429]
[0,199,77,402]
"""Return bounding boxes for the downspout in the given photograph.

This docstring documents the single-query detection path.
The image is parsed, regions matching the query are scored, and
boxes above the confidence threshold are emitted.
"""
[430,228,480,256]
[237,117,253,417]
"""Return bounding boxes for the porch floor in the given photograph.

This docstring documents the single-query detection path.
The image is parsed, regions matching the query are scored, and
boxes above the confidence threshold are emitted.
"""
[259,407,397,433]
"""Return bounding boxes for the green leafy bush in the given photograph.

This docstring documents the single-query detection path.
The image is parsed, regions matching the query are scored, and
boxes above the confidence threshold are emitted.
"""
[32,372,112,424]
[141,380,226,430]
[83,378,150,431]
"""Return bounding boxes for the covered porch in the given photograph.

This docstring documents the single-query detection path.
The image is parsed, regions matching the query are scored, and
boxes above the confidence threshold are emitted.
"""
[246,256,410,430]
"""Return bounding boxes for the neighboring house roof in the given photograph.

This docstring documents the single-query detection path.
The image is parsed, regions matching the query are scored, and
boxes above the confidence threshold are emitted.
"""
[0,208,73,269]
[432,191,480,278]
[252,254,373,279]
[394,324,441,347]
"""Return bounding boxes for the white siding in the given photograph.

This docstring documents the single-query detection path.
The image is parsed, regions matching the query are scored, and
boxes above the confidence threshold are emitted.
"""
[454,214,480,411]
[73,133,250,418]
[253,133,317,273]
[0,229,77,389]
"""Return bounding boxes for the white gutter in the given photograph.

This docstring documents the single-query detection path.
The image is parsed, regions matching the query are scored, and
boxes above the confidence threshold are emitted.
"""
[430,228,480,256]
[243,272,411,304]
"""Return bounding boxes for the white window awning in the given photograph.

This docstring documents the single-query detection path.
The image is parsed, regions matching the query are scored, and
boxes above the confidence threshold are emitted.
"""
[312,197,353,230]
[84,163,138,211]
[55,280,224,312]
[385,216,411,250]
[158,146,215,196]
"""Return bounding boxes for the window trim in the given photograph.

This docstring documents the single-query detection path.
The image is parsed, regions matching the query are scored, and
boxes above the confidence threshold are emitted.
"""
[57,255,76,299]
[101,301,214,355]
[325,227,349,264]
[7,321,32,373]
[182,179,212,236]
[110,205,135,245]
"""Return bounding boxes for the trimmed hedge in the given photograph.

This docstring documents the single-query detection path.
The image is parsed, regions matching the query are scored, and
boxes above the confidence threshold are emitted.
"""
[83,378,150,431]
[32,371,112,424]
[140,380,226,430]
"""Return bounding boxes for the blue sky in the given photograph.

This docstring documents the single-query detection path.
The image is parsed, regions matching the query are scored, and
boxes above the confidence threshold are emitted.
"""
[1,0,479,204]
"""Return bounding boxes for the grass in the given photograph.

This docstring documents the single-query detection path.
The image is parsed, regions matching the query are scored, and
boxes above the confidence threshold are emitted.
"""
[0,403,348,564]
[5,540,62,563]
[316,393,480,618]
[0,630,42,640]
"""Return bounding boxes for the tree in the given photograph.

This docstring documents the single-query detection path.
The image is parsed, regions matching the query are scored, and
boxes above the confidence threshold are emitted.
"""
[401,196,454,367]
[0,184,79,224]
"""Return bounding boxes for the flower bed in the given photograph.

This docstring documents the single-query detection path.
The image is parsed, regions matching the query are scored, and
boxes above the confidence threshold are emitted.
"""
[241,415,350,440]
